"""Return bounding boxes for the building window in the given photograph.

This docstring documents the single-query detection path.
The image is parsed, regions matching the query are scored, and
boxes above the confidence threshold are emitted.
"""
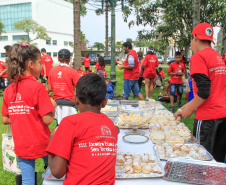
[1,53,7,57]
[52,40,57,45]
[0,36,8,41]
[47,52,51,56]
[53,52,57,57]
[64,41,68,46]
[69,41,73,46]
[46,40,51,45]
[0,3,32,32]
[13,35,29,41]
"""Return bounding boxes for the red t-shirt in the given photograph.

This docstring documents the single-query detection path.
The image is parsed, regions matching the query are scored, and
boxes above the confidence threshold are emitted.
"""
[0,61,7,77]
[95,62,105,70]
[77,70,86,76]
[143,54,159,79]
[41,55,54,76]
[48,65,80,102]
[86,70,92,74]
[123,50,139,80]
[190,48,226,120]
[159,70,165,78]
[47,112,118,185]
[1,76,55,159]
[168,62,185,84]
[224,58,226,65]
[83,57,90,67]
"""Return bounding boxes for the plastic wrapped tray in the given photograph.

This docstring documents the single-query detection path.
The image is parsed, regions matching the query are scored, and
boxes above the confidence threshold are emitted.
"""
[164,158,226,185]
[154,144,213,161]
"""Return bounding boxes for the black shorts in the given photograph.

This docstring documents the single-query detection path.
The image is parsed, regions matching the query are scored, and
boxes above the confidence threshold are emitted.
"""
[193,118,226,162]
[40,75,48,83]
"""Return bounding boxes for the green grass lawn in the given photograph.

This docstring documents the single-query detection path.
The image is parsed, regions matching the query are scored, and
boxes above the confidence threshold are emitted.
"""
[0,65,194,184]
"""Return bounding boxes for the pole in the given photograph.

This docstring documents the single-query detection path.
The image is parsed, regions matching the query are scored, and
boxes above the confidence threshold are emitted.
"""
[110,0,120,98]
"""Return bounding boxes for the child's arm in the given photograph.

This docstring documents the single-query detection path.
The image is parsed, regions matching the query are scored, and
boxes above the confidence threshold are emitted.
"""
[2,115,11,125]
[0,68,7,77]
[42,99,56,125]
[48,84,53,92]
[48,129,68,178]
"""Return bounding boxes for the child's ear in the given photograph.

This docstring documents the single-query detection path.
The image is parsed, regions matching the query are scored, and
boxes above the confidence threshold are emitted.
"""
[74,95,79,106]
[101,97,108,108]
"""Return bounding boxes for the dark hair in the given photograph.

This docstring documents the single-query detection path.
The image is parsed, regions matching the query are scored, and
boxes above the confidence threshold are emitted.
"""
[123,41,132,49]
[86,54,89,58]
[147,46,155,55]
[181,49,185,52]
[98,56,105,67]
[58,49,70,62]
[41,48,46,52]
[76,74,107,106]
[137,51,143,60]
[159,67,162,70]
[164,79,170,85]
[175,51,181,57]
[8,44,40,82]
[105,78,110,82]
[4,45,11,51]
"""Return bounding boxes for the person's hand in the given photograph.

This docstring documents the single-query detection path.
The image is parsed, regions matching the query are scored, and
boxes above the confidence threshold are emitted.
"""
[174,109,182,119]
[43,75,46,80]
[180,107,193,118]
[51,99,57,108]
[1,63,7,67]
[117,60,123,65]
[50,128,57,142]
[118,65,123,70]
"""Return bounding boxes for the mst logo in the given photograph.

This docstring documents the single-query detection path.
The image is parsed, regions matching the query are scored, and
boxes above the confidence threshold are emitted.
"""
[15,93,21,102]
[57,71,62,78]
[205,27,213,36]
[101,125,112,135]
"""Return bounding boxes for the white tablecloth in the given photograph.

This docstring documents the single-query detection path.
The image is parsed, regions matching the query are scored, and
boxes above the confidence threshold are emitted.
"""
[43,128,202,185]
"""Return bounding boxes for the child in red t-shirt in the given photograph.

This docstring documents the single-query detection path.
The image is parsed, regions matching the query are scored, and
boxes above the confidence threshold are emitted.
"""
[86,67,94,74]
[48,49,80,125]
[175,23,226,162]
[158,67,165,79]
[0,61,7,88]
[167,51,185,112]
[1,43,56,184]
[158,79,177,103]
[83,54,90,71]
[143,47,159,100]
[47,74,118,184]
[77,66,86,76]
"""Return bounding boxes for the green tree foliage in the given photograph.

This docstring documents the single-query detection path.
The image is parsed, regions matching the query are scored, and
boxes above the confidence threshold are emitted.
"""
[126,38,133,43]
[123,0,226,53]
[14,19,50,44]
[115,41,122,51]
[93,42,105,50]
[65,0,87,16]
[0,19,4,35]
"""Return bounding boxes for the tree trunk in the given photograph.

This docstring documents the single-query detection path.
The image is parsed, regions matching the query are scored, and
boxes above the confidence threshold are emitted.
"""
[164,43,168,64]
[193,0,200,28]
[105,0,109,56]
[73,0,81,69]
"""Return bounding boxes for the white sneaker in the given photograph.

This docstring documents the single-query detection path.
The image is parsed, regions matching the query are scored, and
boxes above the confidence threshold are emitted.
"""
[145,97,149,101]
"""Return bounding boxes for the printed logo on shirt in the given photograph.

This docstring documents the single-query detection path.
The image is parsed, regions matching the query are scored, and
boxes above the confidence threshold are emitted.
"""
[16,93,21,102]
[205,27,213,36]
[216,56,224,64]
[57,71,62,78]
[45,57,51,62]
[101,125,112,136]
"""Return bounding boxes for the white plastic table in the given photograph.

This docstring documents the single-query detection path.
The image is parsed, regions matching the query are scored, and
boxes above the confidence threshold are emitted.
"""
[43,129,198,185]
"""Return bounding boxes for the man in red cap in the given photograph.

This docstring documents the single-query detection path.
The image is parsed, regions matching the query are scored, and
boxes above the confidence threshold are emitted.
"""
[175,23,226,162]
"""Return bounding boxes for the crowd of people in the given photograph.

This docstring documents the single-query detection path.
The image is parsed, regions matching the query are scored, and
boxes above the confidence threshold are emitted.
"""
[1,22,226,185]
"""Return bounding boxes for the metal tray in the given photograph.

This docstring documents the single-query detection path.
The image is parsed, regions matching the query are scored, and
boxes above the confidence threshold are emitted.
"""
[153,144,213,161]
[116,151,165,179]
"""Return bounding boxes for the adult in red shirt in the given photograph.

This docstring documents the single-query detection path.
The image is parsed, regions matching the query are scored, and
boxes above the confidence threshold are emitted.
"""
[117,41,144,100]
[143,47,159,100]
[1,44,56,184]
[41,48,54,83]
[47,74,118,185]
[0,61,7,88]
[48,49,80,125]
[174,23,226,162]
[167,51,185,112]
[83,54,90,71]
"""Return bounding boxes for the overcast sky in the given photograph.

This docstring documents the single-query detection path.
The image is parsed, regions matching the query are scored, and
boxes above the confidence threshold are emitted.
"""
[81,4,220,46]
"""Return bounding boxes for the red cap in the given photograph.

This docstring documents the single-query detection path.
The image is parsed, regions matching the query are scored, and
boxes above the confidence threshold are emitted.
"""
[191,23,215,44]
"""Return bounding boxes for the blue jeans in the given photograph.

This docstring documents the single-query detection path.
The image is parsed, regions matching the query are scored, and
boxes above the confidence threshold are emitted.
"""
[123,79,141,98]
[170,83,183,96]
[18,156,48,185]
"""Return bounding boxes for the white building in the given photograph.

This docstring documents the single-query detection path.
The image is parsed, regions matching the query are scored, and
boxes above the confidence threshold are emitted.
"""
[0,0,74,63]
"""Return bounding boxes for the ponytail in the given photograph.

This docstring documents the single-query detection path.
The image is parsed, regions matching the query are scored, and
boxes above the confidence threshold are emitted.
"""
[7,44,40,82]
